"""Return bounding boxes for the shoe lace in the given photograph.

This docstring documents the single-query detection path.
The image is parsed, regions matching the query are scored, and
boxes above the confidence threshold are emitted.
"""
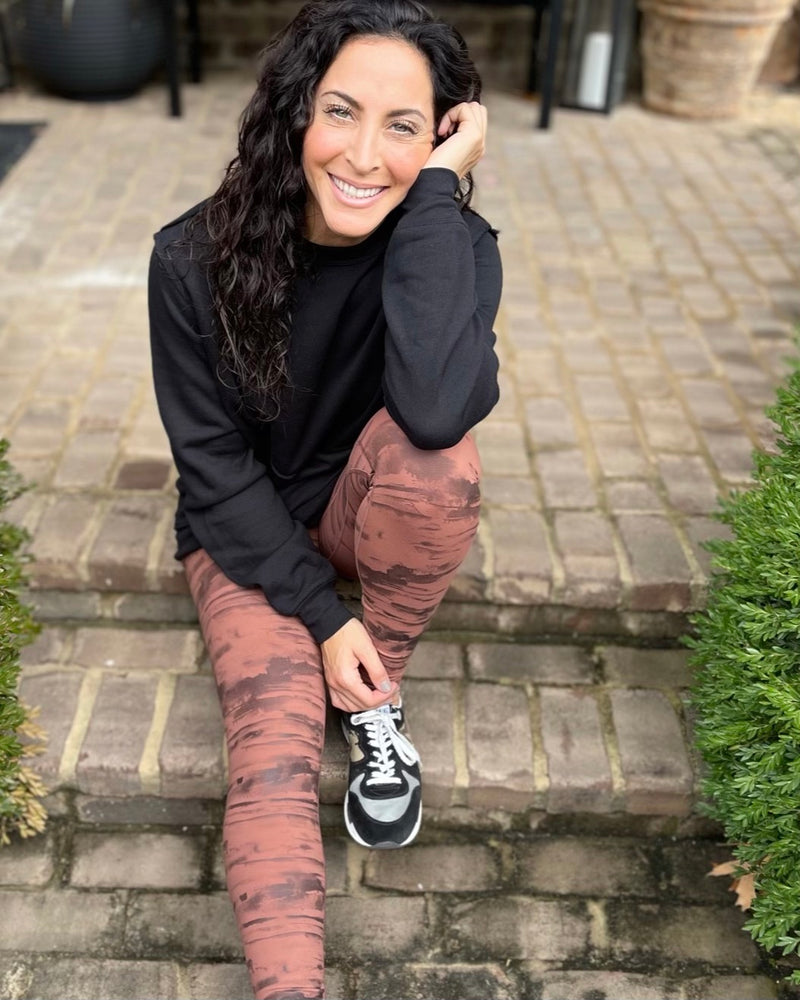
[350,705,419,787]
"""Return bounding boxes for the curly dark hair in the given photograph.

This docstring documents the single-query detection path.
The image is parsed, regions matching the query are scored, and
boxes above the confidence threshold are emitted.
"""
[195,0,482,418]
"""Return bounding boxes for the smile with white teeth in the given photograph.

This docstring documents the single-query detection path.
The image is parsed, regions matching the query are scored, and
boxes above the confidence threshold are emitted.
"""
[331,175,385,199]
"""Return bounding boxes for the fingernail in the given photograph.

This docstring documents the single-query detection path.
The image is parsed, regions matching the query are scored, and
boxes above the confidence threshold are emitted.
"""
[379,681,391,693]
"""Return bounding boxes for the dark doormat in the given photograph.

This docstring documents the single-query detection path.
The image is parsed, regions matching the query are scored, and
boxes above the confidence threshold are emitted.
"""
[0,122,46,184]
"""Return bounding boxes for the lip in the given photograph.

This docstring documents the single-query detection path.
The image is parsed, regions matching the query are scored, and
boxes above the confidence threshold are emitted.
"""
[328,173,387,207]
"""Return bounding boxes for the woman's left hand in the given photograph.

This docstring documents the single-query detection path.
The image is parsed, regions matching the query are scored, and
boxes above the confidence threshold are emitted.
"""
[320,618,398,713]
[422,101,487,180]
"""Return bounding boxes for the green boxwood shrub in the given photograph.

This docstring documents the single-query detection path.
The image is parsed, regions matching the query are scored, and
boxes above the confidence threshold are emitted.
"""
[688,355,800,982]
[0,439,46,846]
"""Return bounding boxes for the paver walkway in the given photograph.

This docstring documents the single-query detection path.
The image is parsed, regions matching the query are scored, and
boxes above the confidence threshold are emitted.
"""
[1,80,798,637]
[0,823,784,1000]
[1,71,799,998]
[19,629,704,821]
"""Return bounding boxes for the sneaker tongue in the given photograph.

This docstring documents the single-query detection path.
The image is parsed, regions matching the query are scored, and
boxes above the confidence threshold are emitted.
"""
[373,703,401,723]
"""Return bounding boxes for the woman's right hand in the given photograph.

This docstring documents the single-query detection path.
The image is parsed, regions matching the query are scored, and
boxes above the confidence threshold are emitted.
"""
[320,618,399,713]
[422,101,487,180]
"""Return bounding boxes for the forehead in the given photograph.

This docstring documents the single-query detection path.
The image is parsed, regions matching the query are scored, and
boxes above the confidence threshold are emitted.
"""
[316,36,434,112]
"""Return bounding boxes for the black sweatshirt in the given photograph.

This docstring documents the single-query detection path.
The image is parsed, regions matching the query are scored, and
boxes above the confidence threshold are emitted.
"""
[148,167,502,644]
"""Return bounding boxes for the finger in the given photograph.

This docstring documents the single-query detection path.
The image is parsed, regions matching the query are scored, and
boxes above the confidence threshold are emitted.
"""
[328,669,367,710]
[358,684,398,711]
[326,654,396,710]
[469,104,487,135]
[330,688,362,714]
[355,634,393,695]
[460,101,482,121]
[438,111,455,137]
[331,682,395,714]
[437,103,483,143]
[457,107,486,143]
[438,102,473,135]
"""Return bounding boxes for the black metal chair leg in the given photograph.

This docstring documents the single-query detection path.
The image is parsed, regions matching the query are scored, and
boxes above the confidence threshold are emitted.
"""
[165,0,181,117]
[527,2,546,94]
[0,7,14,91]
[604,0,626,114]
[187,0,202,84]
[538,0,563,129]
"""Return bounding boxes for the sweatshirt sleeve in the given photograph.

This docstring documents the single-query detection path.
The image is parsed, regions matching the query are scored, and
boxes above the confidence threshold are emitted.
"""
[148,248,353,644]
[381,167,502,450]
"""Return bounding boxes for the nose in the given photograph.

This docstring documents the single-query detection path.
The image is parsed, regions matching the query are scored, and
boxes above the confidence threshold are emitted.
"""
[345,125,381,176]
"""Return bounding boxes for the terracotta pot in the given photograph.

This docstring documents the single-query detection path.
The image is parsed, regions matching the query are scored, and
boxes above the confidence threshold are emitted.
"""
[638,0,796,117]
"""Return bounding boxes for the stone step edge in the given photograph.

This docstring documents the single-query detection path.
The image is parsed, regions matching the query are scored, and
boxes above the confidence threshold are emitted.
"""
[18,490,712,625]
[0,954,775,1000]
[29,716,703,829]
[32,715,701,822]
[25,587,692,642]
[42,788,720,842]
[21,631,703,826]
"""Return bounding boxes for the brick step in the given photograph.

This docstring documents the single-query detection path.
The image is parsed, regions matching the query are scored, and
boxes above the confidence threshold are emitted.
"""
[13,489,703,641]
[1,955,777,1000]
[0,827,777,1000]
[27,586,693,646]
[20,625,708,831]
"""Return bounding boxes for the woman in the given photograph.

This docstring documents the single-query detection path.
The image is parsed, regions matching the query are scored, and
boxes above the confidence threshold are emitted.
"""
[148,1,502,996]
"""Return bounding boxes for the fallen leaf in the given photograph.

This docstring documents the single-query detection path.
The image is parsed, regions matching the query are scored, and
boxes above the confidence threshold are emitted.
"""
[709,860,740,877]
[731,872,756,911]
[708,859,756,911]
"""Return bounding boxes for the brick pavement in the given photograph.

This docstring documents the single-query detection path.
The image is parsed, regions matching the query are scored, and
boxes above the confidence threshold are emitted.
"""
[2,73,800,998]
[0,823,788,999]
[21,629,708,823]
[1,81,798,640]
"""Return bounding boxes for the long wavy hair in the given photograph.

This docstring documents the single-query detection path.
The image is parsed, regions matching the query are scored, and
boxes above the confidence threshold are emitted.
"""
[194,0,482,418]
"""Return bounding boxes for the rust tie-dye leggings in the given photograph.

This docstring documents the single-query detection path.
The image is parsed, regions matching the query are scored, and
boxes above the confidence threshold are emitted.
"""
[182,409,481,999]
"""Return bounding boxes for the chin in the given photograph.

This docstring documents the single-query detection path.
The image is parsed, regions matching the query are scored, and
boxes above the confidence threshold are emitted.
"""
[320,209,386,245]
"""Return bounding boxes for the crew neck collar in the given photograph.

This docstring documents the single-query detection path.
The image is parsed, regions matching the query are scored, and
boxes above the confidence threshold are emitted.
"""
[304,207,400,264]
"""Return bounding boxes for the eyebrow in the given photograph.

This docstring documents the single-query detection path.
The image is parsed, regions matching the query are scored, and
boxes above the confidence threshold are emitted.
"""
[319,89,428,122]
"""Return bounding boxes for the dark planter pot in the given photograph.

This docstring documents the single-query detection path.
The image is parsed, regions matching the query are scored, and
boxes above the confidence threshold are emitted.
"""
[18,0,165,100]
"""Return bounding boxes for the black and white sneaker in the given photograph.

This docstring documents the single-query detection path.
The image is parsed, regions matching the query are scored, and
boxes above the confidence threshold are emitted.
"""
[341,701,422,849]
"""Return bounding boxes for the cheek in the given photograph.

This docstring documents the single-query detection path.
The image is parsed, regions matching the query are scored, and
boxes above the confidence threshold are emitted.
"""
[303,122,345,171]
[388,144,432,187]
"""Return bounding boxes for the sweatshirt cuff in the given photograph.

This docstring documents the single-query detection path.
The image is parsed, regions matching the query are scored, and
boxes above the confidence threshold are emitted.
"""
[297,585,355,644]
[404,167,460,207]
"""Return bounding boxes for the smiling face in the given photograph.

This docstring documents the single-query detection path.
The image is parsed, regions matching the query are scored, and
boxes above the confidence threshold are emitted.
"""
[301,36,436,247]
